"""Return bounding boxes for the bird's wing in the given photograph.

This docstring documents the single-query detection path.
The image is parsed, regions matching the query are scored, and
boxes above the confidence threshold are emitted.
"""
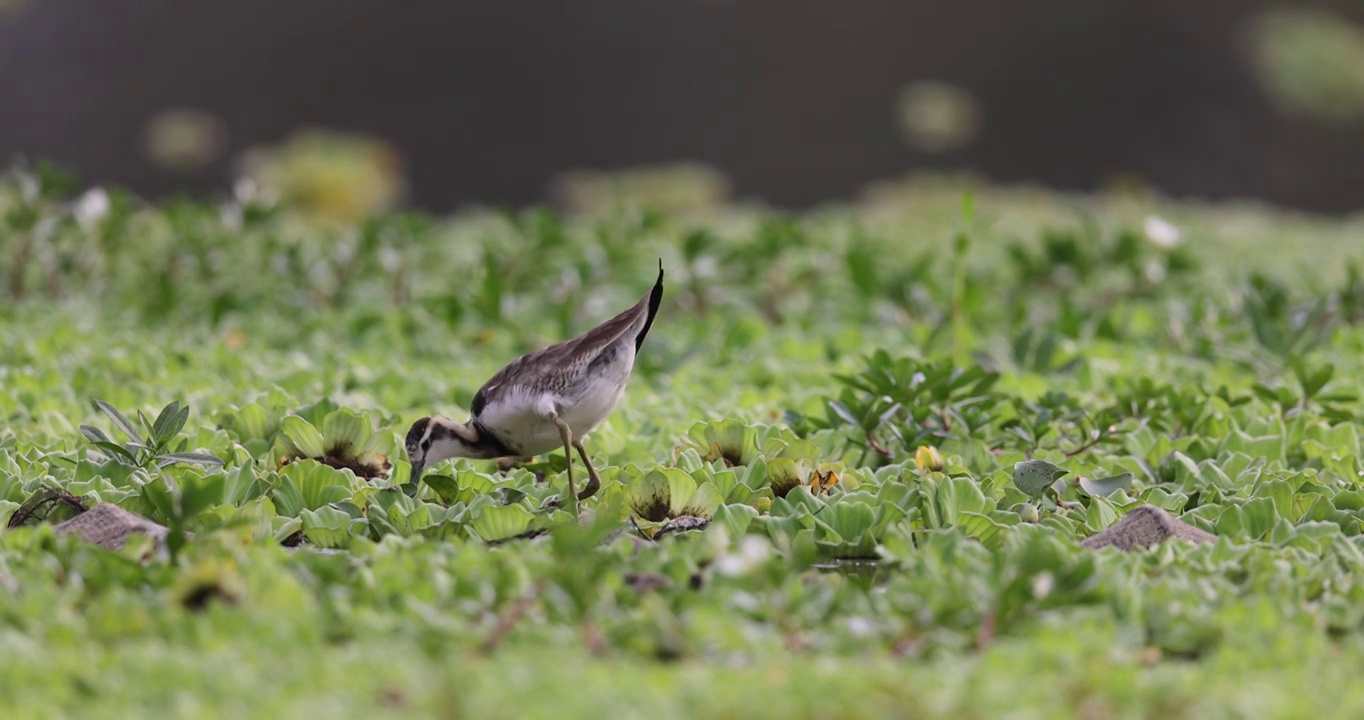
[560,260,665,360]
[469,263,664,418]
[469,344,565,417]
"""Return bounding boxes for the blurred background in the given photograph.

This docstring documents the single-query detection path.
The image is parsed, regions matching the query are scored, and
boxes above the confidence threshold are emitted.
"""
[2,0,1363,217]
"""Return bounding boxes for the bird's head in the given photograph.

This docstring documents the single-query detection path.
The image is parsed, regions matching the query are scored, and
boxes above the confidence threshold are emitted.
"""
[404,415,480,486]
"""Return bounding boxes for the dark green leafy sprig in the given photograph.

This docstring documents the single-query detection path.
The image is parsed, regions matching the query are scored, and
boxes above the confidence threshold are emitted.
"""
[796,353,1003,463]
[80,399,225,470]
[1243,272,1336,363]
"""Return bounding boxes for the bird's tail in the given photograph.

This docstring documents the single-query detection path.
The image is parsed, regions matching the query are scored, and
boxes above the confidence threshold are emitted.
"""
[635,259,664,351]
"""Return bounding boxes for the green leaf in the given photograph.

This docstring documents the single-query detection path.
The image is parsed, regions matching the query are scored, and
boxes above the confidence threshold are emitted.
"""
[227,496,278,540]
[139,481,175,524]
[156,452,225,468]
[1078,472,1134,498]
[471,504,534,543]
[679,482,723,519]
[1013,459,1068,498]
[818,501,877,542]
[687,419,760,466]
[1215,506,1245,537]
[388,502,434,536]
[287,463,353,511]
[765,457,804,498]
[178,473,226,521]
[300,505,362,548]
[95,399,144,445]
[936,475,990,525]
[281,416,326,458]
[273,516,303,544]
[1252,477,1297,522]
[93,441,138,465]
[1084,495,1118,530]
[150,401,184,444]
[713,503,759,536]
[221,466,261,506]
[627,469,673,522]
[779,485,826,516]
[1336,490,1364,512]
[421,473,461,505]
[664,468,701,517]
[828,400,860,427]
[272,476,305,518]
[332,501,365,519]
[321,409,370,454]
[231,404,273,442]
[79,425,112,445]
[957,511,1007,550]
[454,471,497,504]
[1294,360,1334,399]
[1240,497,1279,540]
[812,501,880,558]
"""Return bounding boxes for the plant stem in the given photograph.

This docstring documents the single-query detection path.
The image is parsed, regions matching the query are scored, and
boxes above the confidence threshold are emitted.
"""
[480,583,540,655]
[951,232,970,367]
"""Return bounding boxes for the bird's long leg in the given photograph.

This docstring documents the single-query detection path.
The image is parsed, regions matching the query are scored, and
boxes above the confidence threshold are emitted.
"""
[551,414,579,516]
[573,441,602,500]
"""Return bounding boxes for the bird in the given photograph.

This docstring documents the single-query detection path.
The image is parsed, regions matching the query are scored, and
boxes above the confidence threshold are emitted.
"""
[404,261,664,515]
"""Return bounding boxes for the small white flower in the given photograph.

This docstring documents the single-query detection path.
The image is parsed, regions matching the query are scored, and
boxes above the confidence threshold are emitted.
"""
[846,616,874,637]
[1144,215,1182,248]
[379,247,402,273]
[74,187,110,231]
[1032,571,1054,599]
[233,177,258,203]
[730,591,762,612]
[234,176,277,206]
[1144,259,1167,284]
[714,536,772,577]
[18,173,39,202]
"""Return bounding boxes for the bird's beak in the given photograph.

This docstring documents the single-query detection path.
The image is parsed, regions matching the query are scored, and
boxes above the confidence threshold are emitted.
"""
[408,459,425,488]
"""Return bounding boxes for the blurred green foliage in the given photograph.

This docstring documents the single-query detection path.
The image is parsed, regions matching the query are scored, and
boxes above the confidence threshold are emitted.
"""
[5,162,1364,716]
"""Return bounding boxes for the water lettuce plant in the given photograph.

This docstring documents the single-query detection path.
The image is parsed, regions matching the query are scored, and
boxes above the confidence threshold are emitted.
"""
[6,162,1364,715]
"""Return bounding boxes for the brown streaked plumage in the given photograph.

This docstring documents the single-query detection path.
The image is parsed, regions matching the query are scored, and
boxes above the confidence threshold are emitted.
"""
[405,261,664,515]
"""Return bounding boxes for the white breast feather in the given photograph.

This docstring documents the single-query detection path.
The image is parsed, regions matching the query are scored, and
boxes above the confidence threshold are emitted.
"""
[477,387,559,456]
[475,342,636,456]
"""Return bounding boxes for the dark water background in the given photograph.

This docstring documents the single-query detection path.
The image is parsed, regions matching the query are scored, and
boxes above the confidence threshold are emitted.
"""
[2,0,1362,213]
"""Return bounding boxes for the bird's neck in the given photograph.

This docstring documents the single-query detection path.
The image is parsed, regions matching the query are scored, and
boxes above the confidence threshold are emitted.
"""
[469,419,518,459]
[430,418,515,461]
